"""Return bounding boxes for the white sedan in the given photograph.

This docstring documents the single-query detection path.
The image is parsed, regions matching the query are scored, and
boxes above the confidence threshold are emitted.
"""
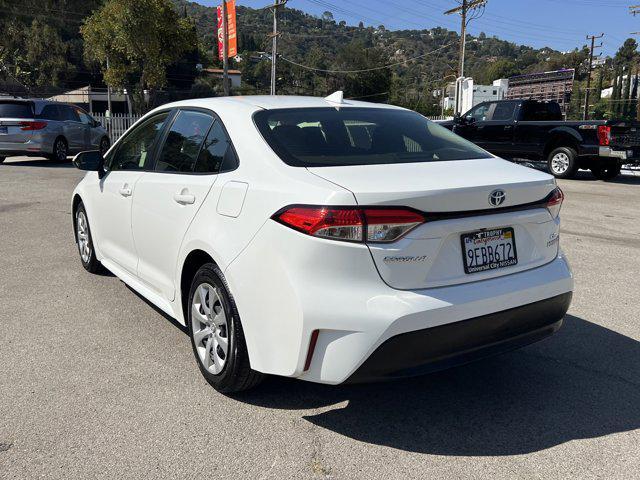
[71,93,573,393]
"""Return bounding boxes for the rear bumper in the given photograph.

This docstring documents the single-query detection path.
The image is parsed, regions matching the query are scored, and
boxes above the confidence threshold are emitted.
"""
[227,215,574,385]
[0,138,50,157]
[346,292,571,383]
[598,146,640,163]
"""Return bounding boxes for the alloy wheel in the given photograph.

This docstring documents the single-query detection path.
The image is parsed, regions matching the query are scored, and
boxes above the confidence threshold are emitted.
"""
[55,139,67,161]
[76,210,91,263]
[551,152,569,175]
[191,283,229,375]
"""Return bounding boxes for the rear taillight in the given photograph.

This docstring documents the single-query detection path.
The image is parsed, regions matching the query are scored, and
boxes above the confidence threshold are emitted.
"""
[19,121,47,131]
[597,125,611,146]
[274,206,425,243]
[546,187,564,219]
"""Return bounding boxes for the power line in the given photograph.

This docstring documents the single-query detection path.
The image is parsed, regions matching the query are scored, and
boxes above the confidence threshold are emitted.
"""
[279,42,452,74]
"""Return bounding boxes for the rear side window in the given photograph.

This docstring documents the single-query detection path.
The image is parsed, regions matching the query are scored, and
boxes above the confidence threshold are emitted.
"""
[491,102,516,121]
[194,120,238,173]
[254,107,492,167]
[38,105,62,120]
[154,110,214,173]
[60,106,80,122]
[0,101,33,118]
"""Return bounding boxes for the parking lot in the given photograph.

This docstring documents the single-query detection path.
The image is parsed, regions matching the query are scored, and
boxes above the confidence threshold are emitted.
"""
[1,157,639,479]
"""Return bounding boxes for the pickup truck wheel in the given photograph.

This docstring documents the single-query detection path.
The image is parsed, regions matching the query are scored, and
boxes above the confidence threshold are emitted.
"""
[591,164,621,180]
[547,147,578,179]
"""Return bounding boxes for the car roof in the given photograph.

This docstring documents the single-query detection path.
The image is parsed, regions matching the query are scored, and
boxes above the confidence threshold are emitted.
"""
[160,95,408,113]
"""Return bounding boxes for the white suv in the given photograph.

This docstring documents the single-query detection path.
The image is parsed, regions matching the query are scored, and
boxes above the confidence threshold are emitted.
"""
[71,95,573,393]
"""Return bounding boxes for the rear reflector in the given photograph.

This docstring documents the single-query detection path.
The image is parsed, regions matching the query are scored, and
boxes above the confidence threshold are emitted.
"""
[546,187,564,219]
[597,125,611,146]
[274,206,425,243]
[304,329,320,371]
[19,121,47,131]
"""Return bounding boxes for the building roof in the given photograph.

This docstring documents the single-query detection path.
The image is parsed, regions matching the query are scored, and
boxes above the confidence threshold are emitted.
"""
[202,68,242,75]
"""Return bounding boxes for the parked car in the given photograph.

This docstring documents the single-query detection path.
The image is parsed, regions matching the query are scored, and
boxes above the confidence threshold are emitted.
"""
[71,95,573,393]
[440,99,640,179]
[0,98,110,163]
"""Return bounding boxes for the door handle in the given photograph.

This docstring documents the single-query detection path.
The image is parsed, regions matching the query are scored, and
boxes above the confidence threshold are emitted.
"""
[504,125,513,130]
[119,184,132,197]
[174,191,196,205]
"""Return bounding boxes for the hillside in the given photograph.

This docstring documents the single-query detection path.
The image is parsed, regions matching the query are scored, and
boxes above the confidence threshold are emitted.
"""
[0,0,598,115]
[175,0,592,113]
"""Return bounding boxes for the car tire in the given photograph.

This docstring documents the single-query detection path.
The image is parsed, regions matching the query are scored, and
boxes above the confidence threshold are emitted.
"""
[188,263,263,394]
[74,203,102,273]
[547,146,579,179]
[99,137,110,155]
[49,137,68,162]
[591,164,621,180]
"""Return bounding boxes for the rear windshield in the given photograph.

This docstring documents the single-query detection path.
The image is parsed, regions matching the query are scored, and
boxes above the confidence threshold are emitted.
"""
[0,101,34,118]
[253,107,492,167]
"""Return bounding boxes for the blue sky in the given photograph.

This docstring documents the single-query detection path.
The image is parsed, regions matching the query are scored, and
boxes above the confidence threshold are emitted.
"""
[195,0,637,56]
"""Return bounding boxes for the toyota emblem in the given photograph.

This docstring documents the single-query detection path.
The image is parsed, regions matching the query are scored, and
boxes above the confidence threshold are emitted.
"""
[489,189,506,207]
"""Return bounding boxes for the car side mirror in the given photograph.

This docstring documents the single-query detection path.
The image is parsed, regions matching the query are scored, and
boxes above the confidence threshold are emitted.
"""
[73,150,105,178]
[453,113,462,124]
[93,119,101,128]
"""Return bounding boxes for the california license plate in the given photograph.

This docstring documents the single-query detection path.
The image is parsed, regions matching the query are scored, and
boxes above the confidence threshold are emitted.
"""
[461,227,518,274]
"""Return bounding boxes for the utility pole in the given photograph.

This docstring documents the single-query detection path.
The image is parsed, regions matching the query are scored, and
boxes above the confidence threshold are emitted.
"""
[583,33,604,120]
[444,0,487,114]
[267,0,287,95]
[221,0,230,96]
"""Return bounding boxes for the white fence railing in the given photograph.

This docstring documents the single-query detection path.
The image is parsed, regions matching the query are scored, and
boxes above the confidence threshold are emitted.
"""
[426,115,454,121]
[94,113,144,142]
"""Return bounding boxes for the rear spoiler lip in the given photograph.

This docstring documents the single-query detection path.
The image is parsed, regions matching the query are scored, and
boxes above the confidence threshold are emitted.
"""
[420,189,557,222]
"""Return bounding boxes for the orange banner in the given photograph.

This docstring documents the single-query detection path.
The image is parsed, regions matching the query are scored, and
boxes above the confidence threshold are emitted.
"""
[217,0,237,60]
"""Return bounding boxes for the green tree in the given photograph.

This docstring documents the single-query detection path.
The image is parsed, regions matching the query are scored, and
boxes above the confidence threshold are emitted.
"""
[82,0,196,107]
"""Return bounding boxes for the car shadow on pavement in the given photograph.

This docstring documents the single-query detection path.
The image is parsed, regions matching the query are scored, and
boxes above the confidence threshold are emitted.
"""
[571,170,640,184]
[238,314,640,456]
[1,158,73,168]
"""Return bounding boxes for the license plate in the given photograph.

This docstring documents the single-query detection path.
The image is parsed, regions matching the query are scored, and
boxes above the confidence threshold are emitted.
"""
[0,126,7,134]
[461,227,518,274]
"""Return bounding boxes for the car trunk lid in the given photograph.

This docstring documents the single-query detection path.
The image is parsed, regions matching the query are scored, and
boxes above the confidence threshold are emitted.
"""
[308,158,560,289]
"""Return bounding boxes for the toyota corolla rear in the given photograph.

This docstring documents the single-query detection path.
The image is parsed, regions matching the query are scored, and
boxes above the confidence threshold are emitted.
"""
[226,104,573,385]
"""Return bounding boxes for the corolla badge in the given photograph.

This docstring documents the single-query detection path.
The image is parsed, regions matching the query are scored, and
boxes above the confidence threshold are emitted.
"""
[488,189,506,207]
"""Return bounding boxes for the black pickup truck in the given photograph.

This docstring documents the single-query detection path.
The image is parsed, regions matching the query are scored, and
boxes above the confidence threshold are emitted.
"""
[440,99,640,179]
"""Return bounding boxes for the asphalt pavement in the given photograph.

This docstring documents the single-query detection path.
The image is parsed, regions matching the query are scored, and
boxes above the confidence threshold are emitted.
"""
[1,157,639,479]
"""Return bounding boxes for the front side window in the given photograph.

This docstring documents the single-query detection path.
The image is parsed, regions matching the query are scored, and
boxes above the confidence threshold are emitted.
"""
[254,107,492,167]
[76,108,93,125]
[466,104,492,122]
[108,112,169,171]
[154,110,213,173]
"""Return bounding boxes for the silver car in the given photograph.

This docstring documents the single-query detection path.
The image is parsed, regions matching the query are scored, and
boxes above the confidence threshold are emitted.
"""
[0,99,110,163]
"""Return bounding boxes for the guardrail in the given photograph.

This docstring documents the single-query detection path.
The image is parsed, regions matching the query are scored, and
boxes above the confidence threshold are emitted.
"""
[93,113,143,142]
